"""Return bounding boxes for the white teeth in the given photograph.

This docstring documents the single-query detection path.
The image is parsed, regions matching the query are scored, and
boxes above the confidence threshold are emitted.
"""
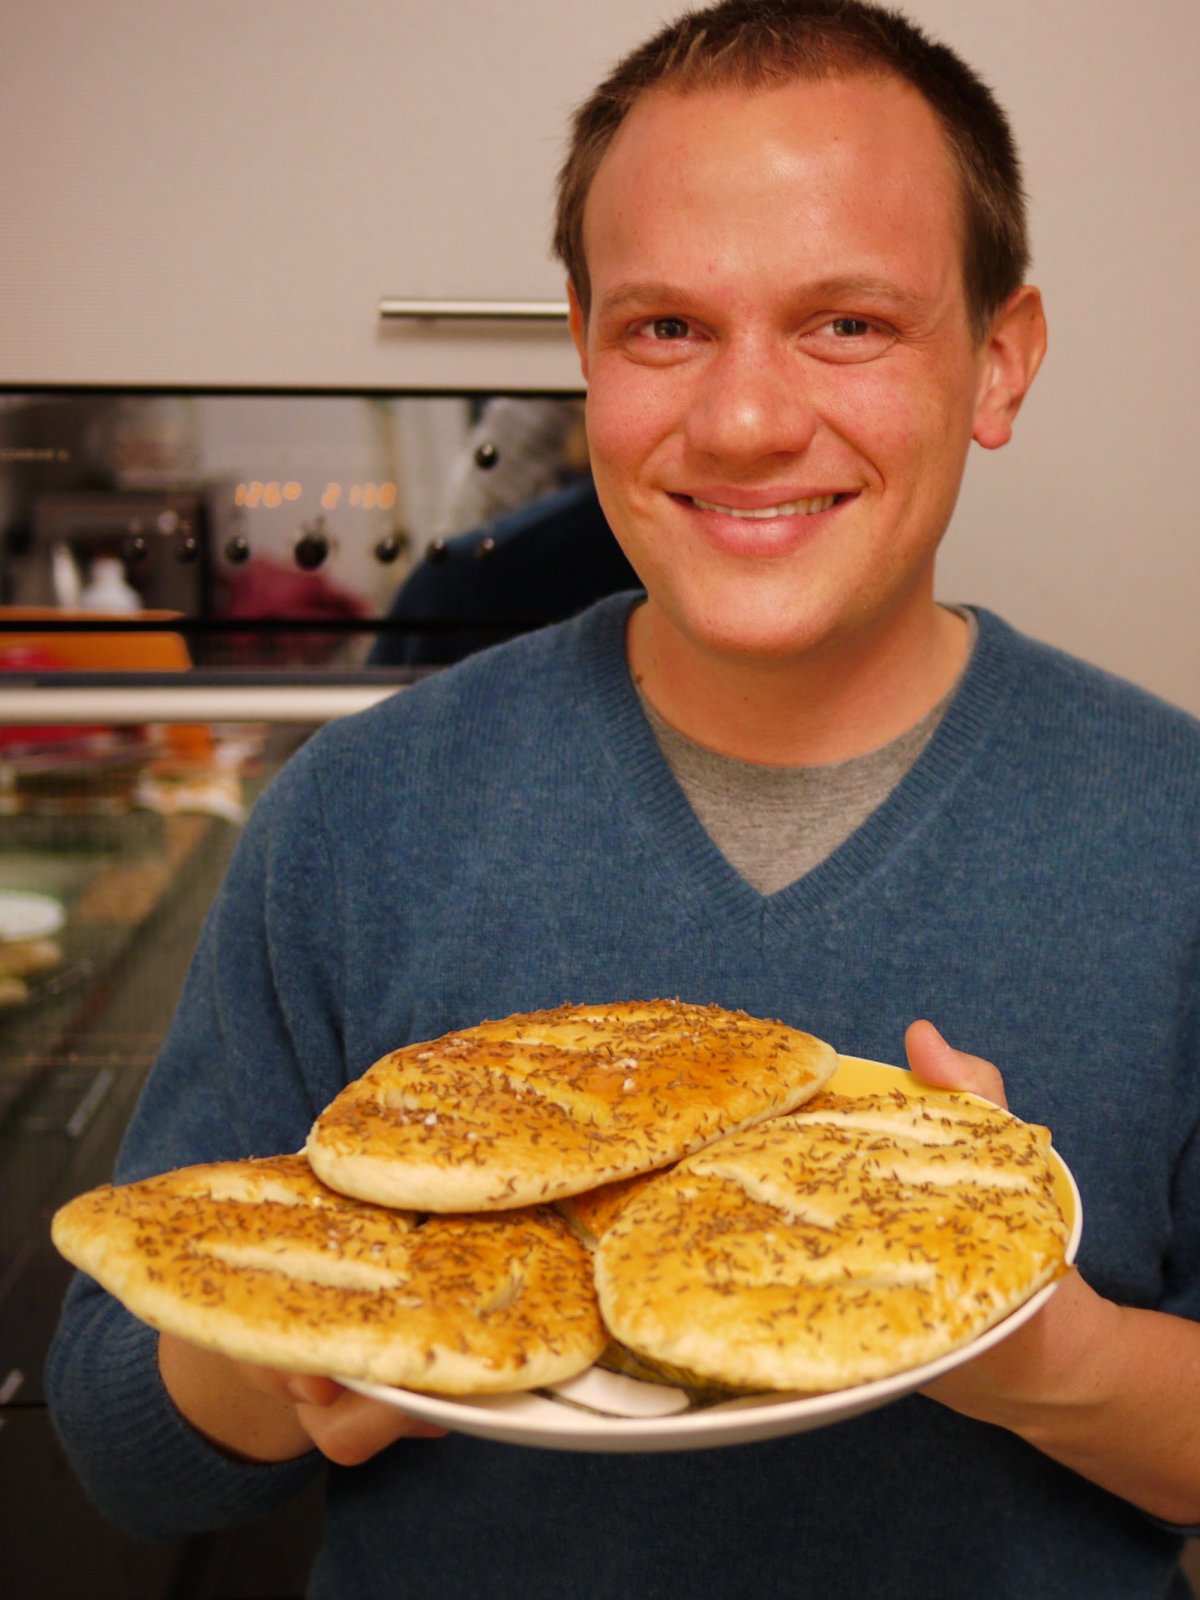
[690,494,837,519]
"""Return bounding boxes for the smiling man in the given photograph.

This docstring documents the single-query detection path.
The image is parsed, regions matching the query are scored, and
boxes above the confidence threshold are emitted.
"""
[561,29,1045,767]
[47,4,1200,1598]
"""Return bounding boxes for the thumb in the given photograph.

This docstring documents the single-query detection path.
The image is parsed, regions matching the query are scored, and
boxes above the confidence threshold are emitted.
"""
[904,1018,1008,1110]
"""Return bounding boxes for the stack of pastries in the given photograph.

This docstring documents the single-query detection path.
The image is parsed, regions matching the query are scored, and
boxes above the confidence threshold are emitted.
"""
[51,999,1069,1399]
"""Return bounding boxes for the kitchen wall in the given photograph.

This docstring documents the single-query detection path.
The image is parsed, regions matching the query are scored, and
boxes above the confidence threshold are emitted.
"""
[0,0,1197,712]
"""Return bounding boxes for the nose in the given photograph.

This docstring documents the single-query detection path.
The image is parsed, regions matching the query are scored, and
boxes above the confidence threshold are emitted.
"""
[684,340,818,465]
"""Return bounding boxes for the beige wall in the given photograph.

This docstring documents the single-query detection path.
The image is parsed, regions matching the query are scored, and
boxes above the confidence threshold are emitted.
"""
[0,0,1196,712]
[904,0,1200,715]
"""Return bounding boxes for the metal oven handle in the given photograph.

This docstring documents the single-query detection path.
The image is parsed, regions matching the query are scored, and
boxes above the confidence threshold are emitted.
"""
[378,298,569,323]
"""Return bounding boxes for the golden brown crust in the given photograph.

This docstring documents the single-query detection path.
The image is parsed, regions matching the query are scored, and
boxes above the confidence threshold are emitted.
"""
[594,1089,1070,1393]
[51,1154,606,1393]
[306,999,837,1211]
[556,1171,661,1247]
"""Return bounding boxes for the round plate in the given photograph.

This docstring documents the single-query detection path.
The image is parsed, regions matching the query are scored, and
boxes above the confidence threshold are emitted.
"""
[0,890,65,943]
[340,1057,1082,1452]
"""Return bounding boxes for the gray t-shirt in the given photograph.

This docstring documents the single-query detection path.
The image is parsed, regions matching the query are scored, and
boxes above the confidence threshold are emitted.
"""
[642,609,977,895]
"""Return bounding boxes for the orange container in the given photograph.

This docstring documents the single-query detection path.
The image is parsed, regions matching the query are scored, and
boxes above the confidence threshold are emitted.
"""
[0,607,213,759]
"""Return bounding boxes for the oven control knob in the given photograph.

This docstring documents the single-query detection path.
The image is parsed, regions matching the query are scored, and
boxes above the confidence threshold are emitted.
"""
[295,524,329,570]
[474,535,497,560]
[473,441,499,470]
[424,538,449,563]
[374,533,406,564]
[124,533,149,564]
[225,535,250,565]
[175,528,201,563]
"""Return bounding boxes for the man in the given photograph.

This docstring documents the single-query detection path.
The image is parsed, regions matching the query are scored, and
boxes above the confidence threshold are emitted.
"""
[48,3,1200,1595]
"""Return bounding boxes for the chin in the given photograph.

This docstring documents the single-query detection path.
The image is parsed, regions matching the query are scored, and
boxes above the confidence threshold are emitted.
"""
[679,586,850,663]
[685,615,840,668]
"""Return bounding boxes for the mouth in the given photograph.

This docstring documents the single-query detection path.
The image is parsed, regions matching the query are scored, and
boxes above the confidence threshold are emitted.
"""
[682,492,853,519]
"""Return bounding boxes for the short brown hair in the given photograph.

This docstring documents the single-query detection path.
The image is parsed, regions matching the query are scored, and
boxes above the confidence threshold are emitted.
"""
[553,0,1029,340]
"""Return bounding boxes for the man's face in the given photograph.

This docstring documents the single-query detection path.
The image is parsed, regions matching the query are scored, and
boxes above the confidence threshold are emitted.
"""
[571,74,1013,673]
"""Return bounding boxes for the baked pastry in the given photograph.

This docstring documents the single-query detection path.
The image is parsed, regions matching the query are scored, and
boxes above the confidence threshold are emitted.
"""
[556,1171,660,1248]
[306,999,837,1212]
[0,936,62,980]
[556,1170,726,1388]
[594,1089,1070,1393]
[0,975,28,1008]
[51,1154,606,1393]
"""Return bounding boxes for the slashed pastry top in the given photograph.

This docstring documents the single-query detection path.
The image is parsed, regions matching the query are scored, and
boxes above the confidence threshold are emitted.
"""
[593,1088,1071,1393]
[306,999,837,1211]
[51,1154,606,1394]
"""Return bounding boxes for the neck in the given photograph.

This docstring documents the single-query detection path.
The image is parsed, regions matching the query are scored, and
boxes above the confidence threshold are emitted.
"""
[627,601,969,766]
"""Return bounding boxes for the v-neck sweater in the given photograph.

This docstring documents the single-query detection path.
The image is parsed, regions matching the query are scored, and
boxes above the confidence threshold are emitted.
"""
[638,607,978,893]
[47,595,1200,1599]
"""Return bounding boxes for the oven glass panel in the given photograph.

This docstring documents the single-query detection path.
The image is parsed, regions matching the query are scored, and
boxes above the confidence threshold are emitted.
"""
[0,389,619,670]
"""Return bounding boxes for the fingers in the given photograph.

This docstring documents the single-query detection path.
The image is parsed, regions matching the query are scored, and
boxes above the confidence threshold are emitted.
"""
[236,1363,342,1408]
[904,1018,1008,1109]
[290,1387,449,1466]
[284,1374,344,1408]
[236,1362,448,1464]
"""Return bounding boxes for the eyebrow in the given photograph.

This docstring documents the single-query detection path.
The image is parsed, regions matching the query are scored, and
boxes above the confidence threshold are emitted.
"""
[595,273,937,324]
[594,282,697,320]
[800,275,932,312]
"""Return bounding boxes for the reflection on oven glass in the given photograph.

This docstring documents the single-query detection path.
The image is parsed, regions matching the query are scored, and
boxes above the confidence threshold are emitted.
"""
[0,391,638,670]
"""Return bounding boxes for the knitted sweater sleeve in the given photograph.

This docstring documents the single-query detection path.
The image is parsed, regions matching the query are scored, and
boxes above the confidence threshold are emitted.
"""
[45,747,351,1539]
[1161,935,1200,1326]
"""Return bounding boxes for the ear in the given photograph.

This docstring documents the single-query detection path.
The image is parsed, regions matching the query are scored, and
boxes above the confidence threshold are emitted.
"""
[567,280,590,381]
[971,285,1047,451]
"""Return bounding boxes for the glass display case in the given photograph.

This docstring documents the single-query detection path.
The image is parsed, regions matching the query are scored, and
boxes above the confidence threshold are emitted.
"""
[0,725,329,1597]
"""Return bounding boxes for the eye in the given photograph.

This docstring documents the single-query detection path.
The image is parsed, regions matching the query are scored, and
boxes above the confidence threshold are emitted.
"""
[645,317,691,340]
[804,315,896,363]
[622,314,701,362]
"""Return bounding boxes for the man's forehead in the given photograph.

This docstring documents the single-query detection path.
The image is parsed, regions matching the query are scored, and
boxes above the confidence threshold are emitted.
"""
[581,72,968,307]
[585,77,965,257]
[603,71,950,159]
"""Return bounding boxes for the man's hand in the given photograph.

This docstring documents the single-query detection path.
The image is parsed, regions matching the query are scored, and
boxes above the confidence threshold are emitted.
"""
[901,1019,1200,1525]
[903,1017,1007,1108]
[904,1015,1099,1425]
[158,1332,447,1467]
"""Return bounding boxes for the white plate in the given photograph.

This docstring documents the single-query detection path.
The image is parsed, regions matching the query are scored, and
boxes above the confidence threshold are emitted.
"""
[341,1058,1082,1453]
[0,890,65,943]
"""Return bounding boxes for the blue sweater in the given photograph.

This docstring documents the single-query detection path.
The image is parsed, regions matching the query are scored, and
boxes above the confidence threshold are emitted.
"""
[47,599,1200,1599]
